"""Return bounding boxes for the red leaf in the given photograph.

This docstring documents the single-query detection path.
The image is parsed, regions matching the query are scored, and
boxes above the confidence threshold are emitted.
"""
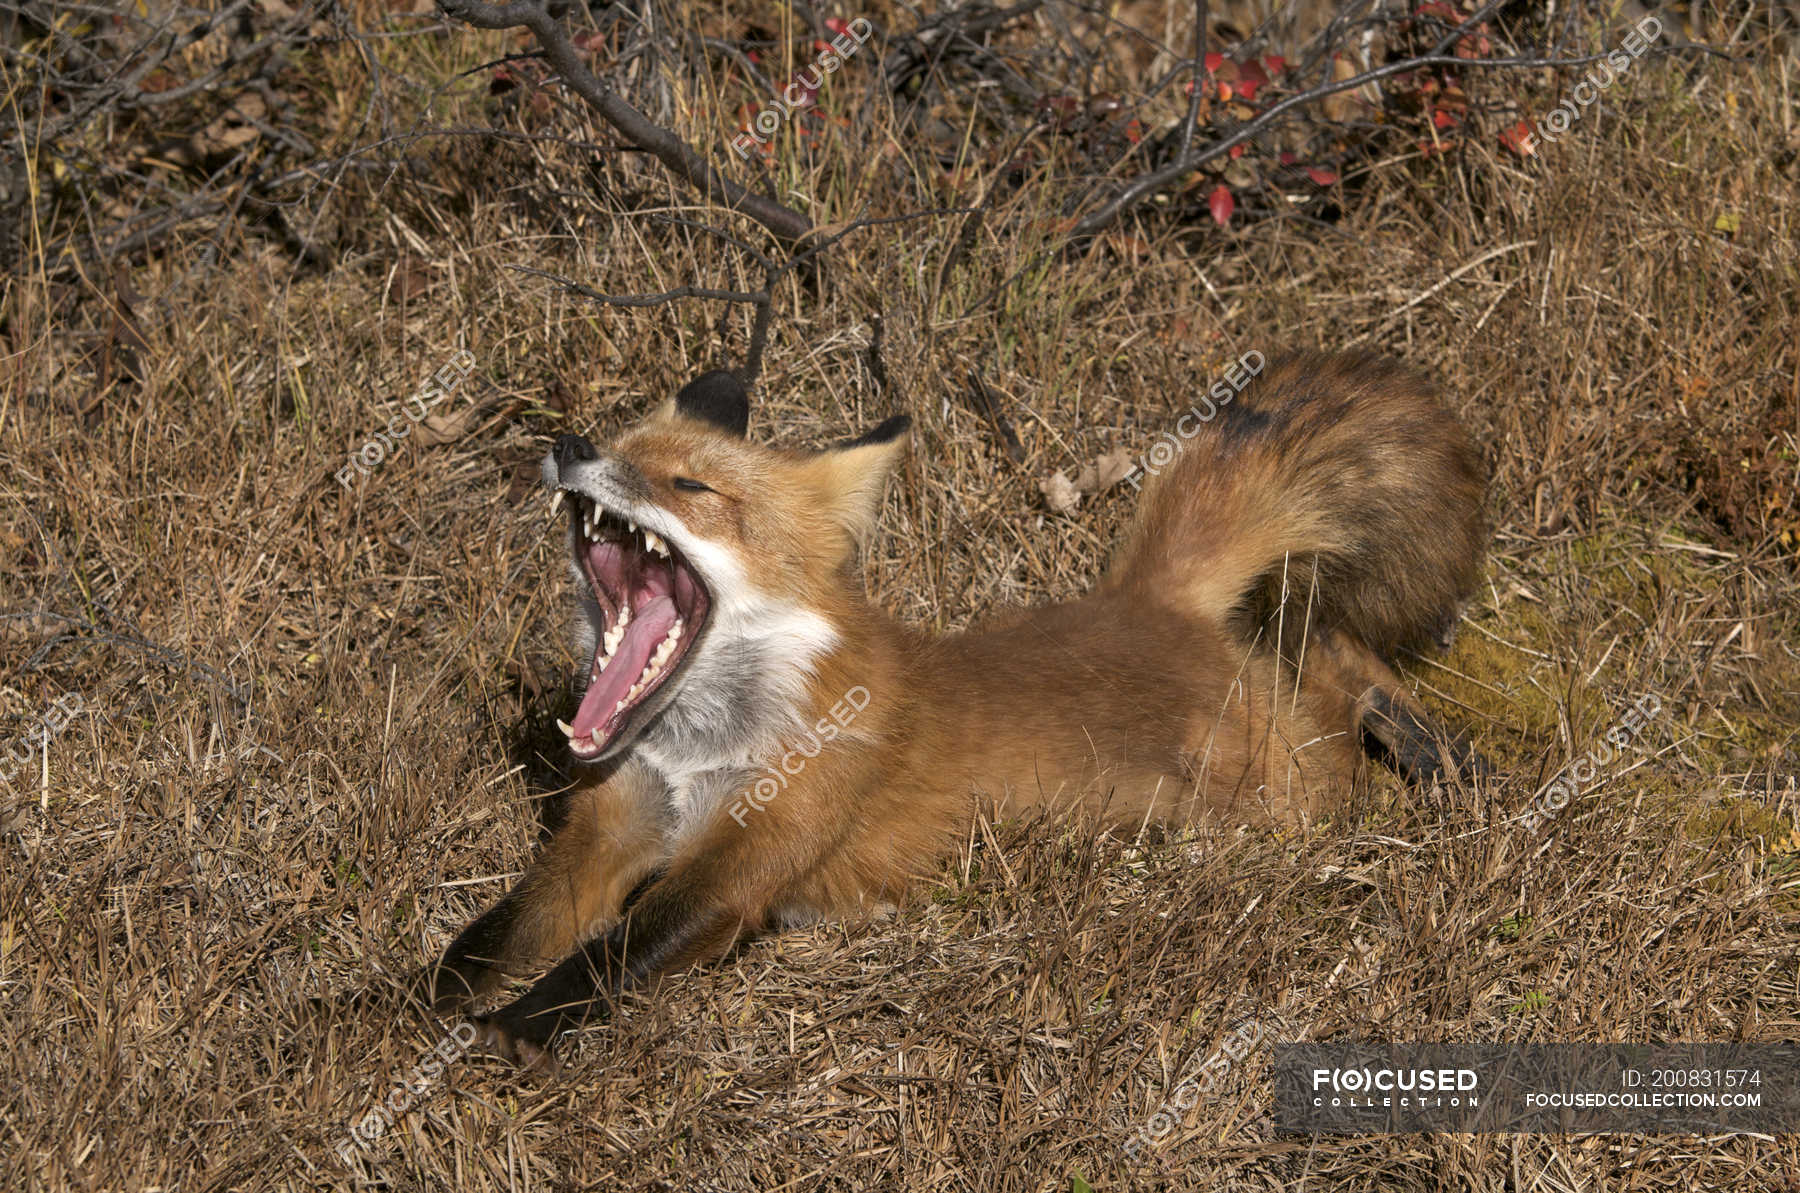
[1456,32,1493,59]
[1279,150,1297,165]
[825,17,849,35]
[1208,185,1235,227]
[1228,143,1245,159]
[1306,166,1339,185]
[1264,54,1286,75]
[786,72,821,107]
[1432,107,1458,129]
[1236,58,1270,101]
[1037,94,1080,129]
[1204,51,1224,72]
[1499,119,1535,156]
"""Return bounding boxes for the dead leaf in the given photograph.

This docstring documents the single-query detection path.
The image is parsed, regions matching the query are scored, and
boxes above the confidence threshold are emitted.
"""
[392,255,436,302]
[505,656,549,699]
[1039,470,1081,514]
[184,93,269,160]
[1321,54,1362,122]
[189,122,260,158]
[540,376,573,415]
[415,406,480,446]
[1073,449,1134,494]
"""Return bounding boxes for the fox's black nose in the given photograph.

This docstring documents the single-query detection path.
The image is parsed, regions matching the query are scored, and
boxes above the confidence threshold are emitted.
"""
[552,434,597,470]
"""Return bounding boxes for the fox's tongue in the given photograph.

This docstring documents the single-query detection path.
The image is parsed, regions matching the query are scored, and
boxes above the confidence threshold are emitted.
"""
[571,595,678,739]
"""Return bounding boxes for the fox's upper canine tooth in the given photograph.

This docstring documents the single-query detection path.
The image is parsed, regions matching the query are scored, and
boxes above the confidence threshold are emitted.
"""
[556,718,575,737]
[645,531,666,556]
[550,490,565,517]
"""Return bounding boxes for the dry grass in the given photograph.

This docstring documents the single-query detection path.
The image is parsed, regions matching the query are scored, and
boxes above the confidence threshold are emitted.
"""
[3,2,1799,1189]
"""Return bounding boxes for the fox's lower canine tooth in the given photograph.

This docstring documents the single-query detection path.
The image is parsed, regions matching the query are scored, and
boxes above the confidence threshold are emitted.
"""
[549,490,565,517]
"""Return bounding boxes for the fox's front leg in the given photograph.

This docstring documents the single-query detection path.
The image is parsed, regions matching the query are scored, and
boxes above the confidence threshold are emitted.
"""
[425,758,666,1012]
[477,760,868,1058]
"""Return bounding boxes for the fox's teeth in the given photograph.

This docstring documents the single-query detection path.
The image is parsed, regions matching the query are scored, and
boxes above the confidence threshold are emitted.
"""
[590,729,605,747]
[550,490,565,517]
[556,718,575,737]
[617,604,631,629]
[644,530,666,556]
[671,619,683,639]
[603,625,624,656]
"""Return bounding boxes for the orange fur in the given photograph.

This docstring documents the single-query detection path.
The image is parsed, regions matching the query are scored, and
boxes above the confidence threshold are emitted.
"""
[435,352,1489,1053]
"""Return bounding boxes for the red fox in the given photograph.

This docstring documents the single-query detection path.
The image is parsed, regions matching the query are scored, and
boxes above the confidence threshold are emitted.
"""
[426,351,1489,1064]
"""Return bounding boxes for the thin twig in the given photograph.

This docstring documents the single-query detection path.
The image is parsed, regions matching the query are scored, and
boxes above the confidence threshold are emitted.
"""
[506,207,977,386]
[436,0,812,241]
[504,265,765,306]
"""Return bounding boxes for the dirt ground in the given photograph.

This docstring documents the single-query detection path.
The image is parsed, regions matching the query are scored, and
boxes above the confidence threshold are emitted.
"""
[3,1,1798,1190]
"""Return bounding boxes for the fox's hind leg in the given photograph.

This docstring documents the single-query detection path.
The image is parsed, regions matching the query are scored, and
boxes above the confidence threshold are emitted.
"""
[424,759,666,1012]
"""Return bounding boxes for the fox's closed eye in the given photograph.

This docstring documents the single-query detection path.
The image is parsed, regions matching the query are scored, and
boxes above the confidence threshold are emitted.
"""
[672,477,713,493]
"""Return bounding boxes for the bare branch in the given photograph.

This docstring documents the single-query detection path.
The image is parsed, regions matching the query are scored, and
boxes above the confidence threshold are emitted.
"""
[436,0,812,242]
[507,207,978,387]
[1175,0,1207,162]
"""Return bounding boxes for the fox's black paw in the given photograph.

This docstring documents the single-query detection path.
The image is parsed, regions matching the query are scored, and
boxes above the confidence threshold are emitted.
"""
[473,1010,560,1074]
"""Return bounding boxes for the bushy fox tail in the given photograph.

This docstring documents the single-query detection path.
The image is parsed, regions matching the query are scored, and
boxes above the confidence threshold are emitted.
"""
[1108,351,1487,660]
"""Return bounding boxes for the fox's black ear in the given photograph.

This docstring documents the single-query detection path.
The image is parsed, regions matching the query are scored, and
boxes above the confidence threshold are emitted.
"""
[672,371,749,437]
[812,413,911,543]
[836,414,911,450]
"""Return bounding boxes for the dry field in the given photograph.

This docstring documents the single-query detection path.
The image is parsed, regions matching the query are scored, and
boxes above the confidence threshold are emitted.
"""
[3,1,1799,1189]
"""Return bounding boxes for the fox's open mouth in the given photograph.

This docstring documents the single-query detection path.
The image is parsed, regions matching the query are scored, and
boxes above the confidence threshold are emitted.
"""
[556,492,710,759]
